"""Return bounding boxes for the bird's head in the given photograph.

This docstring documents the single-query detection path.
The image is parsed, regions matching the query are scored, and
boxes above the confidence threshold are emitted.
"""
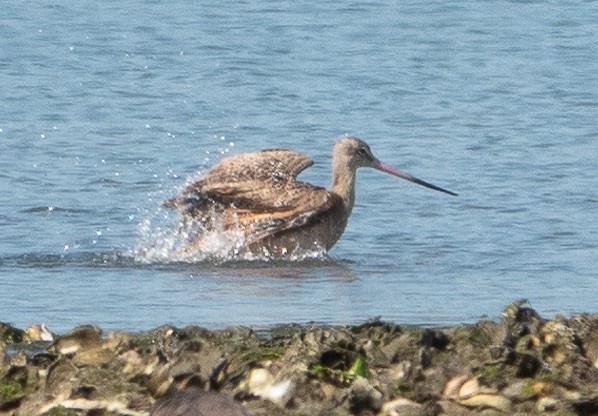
[334,136,457,196]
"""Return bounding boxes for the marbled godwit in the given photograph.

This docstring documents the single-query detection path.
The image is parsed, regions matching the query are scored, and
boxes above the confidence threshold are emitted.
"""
[165,137,456,257]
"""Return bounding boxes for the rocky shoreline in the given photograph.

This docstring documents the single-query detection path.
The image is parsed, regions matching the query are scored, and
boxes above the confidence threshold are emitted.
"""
[1,302,597,415]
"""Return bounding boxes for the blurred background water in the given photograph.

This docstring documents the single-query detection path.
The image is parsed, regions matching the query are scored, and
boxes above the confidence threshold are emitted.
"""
[1,0,596,333]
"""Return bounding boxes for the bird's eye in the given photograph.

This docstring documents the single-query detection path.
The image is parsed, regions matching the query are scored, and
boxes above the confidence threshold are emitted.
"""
[358,147,368,156]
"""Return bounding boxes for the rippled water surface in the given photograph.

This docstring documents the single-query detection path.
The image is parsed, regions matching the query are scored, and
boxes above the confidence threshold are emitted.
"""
[1,1,597,332]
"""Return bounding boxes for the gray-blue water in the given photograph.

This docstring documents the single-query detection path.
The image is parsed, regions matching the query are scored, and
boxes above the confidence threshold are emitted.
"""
[1,1,596,333]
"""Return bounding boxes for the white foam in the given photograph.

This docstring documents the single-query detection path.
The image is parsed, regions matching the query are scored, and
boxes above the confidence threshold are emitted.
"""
[134,206,327,264]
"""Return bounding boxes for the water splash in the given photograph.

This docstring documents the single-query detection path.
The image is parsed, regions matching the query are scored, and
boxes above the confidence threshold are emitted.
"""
[135,138,329,264]
[134,206,328,264]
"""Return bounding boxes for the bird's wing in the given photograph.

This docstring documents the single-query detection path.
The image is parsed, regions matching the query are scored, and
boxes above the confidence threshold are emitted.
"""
[196,149,313,185]
[168,173,339,243]
[165,149,314,211]
[232,182,340,243]
[164,148,339,242]
[229,183,340,244]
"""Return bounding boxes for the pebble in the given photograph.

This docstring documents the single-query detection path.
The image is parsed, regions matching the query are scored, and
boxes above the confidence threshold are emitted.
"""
[536,396,559,412]
[442,375,469,398]
[243,368,294,406]
[380,397,421,416]
[458,393,511,412]
[458,377,481,399]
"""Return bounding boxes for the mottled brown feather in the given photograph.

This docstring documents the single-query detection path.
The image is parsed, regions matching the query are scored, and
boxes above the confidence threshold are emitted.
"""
[192,149,313,186]
[167,149,341,246]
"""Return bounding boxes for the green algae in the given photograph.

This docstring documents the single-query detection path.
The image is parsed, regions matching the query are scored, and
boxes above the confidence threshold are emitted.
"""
[348,356,371,379]
[40,406,80,416]
[241,345,286,363]
[310,355,371,386]
[0,379,26,404]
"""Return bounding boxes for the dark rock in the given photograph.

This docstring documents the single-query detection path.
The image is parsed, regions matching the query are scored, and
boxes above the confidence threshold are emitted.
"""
[151,387,251,416]
[2,305,598,415]
[0,322,24,345]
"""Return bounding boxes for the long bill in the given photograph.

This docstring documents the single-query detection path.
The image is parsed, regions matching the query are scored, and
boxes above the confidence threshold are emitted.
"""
[374,160,458,196]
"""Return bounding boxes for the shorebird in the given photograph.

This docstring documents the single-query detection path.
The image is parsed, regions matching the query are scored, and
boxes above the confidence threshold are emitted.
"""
[165,137,457,257]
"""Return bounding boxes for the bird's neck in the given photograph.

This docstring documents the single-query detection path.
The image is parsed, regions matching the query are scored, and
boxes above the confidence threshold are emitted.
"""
[331,161,357,214]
